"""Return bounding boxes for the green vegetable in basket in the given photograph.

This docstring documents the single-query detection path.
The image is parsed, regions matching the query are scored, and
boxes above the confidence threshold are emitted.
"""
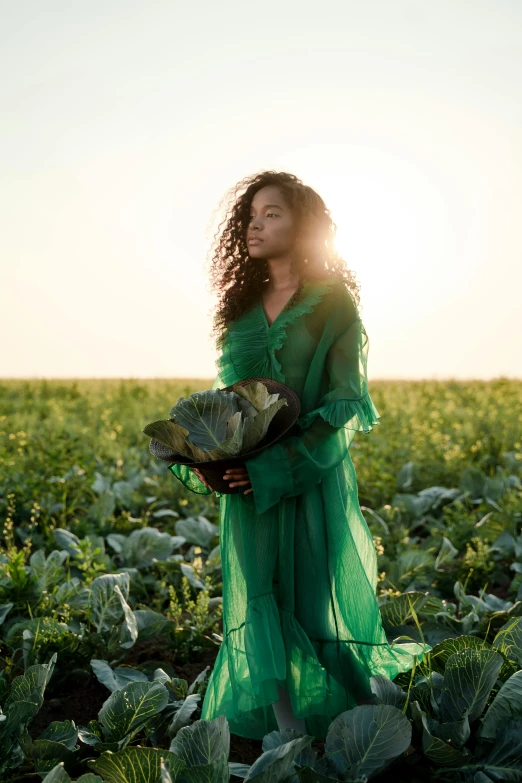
[143,381,287,462]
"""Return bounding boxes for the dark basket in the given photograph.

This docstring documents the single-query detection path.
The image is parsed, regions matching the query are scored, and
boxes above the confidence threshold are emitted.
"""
[149,377,300,494]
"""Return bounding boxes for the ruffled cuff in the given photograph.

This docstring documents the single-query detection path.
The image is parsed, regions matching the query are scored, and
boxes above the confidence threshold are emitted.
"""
[168,463,213,495]
[297,390,381,432]
[245,442,294,515]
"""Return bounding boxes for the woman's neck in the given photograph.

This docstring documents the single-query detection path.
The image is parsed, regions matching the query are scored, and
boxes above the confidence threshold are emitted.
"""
[266,258,301,292]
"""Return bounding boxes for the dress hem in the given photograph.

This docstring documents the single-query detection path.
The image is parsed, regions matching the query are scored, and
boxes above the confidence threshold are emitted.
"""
[200,591,430,741]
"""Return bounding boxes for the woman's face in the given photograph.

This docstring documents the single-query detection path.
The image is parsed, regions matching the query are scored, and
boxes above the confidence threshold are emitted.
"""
[246,185,299,260]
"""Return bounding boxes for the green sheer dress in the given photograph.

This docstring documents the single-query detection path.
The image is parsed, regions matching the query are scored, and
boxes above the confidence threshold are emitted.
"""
[170,276,428,741]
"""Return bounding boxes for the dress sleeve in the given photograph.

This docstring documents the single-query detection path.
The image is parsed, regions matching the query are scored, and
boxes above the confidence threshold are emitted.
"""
[245,316,381,515]
[168,463,213,495]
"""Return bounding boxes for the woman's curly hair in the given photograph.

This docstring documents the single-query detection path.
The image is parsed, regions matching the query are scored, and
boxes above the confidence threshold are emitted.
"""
[207,170,361,342]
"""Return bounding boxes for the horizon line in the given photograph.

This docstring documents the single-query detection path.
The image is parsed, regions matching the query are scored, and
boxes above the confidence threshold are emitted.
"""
[0,375,520,383]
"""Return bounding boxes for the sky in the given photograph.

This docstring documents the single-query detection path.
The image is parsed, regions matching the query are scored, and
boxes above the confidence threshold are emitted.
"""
[1,0,521,381]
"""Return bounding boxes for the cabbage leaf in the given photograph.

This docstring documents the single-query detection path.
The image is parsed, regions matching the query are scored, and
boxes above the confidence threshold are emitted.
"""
[143,382,287,462]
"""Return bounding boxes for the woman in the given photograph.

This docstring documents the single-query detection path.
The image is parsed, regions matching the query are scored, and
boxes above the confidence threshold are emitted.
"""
[170,170,426,741]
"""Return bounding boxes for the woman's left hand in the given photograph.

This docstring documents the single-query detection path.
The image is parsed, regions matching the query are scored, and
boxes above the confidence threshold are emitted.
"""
[223,467,253,494]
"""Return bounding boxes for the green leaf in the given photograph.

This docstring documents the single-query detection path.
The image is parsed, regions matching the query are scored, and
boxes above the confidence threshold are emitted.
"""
[472,774,493,783]
[0,603,13,625]
[409,682,432,715]
[440,649,503,723]
[180,563,208,590]
[41,764,71,783]
[425,713,470,749]
[160,759,175,783]
[418,486,460,509]
[429,671,446,711]
[295,769,340,783]
[204,412,245,459]
[429,635,492,673]
[134,609,170,641]
[106,533,127,553]
[89,573,131,633]
[78,720,103,747]
[30,549,68,591]
[435,536,459,570]
[235,382,282,412]
[418,594,448,616]
[369,675,407,709]
[460,466,486,499]
[169,715,230,782]
[478,720,522,779]
[121,527,179,568]
[454,720,522,779]
[421,623,458,647]
[92,472,112,494]
[99,681,169,743]
[479,670,522,740]
[90,748,185,782]
[55,578,89,610]
[484,472,505,501]
[88,492,116,524]
[143,420,201,461]
[175,517,219,549]
[44,768,104,783]
[90,660,148,692]
[171,389,252,452]
[3,654,57,735]
[324,704,411,779]
[228,761,252,779]
[261,727,316,766]
[240,399,287,454]
[187,666,211,696]
[396,461,414,491]
[421,714,471,767]
[29,738,78,776]
[39,720,78,750]
[152,509,180,519]
[112,481,134,507]
[167,693,201,738]
[166,677,188,700]
[54,529,82,558]
[391,493,435,519]
[493,617,522,666]
[244,737,314,781]
[114,585,138,649]
[4,617,70,670]
[379,592,428,631]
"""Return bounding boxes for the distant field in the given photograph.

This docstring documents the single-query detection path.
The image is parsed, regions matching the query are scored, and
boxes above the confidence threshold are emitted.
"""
[1,377,520,515]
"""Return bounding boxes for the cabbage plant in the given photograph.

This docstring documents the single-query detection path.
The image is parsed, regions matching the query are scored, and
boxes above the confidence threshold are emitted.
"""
[143,382,287,461]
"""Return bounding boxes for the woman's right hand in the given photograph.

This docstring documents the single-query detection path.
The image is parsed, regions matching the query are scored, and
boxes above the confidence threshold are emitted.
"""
[191,468,214,492]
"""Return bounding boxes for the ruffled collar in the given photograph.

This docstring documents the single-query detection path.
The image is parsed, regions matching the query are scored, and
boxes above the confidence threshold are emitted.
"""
[216,277,338,385]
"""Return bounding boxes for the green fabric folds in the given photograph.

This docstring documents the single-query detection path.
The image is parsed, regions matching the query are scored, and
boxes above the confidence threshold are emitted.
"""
[245,309,381,515]
[170,276,430,740]
[169,463,212,495]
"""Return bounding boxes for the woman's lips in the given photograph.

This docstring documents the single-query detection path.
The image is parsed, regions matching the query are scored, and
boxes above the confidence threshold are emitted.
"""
[248,238,263,244]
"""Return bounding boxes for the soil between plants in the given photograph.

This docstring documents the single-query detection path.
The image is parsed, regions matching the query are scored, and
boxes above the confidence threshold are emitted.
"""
[28,642,323,767]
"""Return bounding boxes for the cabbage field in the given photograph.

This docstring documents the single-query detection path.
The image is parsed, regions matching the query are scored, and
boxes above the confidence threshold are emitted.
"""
[0,377,521,783]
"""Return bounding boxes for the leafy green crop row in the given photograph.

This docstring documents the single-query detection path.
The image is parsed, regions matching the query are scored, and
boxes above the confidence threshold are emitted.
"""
[2,627,522,781]
[0,378,521,781]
